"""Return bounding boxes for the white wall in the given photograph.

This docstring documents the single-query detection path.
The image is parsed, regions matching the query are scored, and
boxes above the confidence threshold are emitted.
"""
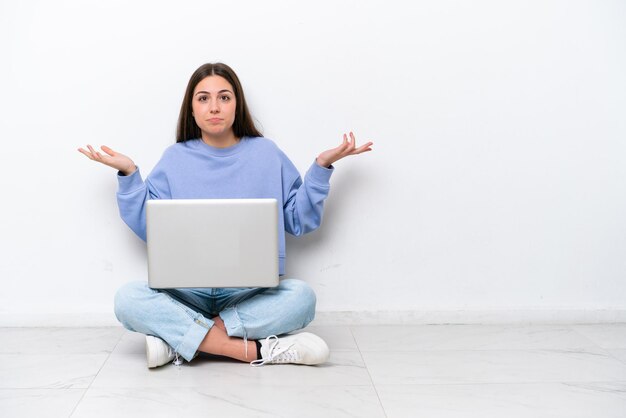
[1,0,625,325]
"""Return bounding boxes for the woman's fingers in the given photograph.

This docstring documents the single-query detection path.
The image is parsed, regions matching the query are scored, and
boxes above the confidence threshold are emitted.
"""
[79,144,135,174]
[80,144,112,164]
[87,145,101,160]
[339,132,372,156]
[77,147,94,159]
[317,132,373,167]
[101,145,116,157]
[353,141,373,154]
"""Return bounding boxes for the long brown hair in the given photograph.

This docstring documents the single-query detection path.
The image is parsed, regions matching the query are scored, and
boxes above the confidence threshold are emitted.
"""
[176,63,262,142]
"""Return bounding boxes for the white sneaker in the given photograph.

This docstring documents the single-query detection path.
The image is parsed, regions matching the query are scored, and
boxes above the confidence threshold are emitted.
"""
[145,335,178,368]
[250,332,330,366]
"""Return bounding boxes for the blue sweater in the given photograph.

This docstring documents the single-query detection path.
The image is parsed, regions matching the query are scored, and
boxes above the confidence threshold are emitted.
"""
[116,137,333,275]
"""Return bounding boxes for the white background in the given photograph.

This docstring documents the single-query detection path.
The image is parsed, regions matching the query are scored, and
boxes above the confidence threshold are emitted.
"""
[1,0,625,325]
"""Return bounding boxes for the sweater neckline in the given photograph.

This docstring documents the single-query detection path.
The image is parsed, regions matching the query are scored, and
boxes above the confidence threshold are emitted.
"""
[193,137,249,156]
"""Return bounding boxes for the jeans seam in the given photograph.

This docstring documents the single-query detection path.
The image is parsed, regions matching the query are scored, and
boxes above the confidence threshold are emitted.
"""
[223,305,246,336]
[231,304,250,357]
[160,290,209,328]
[194,318,210,329]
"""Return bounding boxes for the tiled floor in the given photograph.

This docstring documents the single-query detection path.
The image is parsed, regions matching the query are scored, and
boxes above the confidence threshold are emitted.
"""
[1,324,626,417]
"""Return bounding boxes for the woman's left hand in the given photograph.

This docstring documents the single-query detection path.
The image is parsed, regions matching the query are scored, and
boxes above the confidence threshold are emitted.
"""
[316,132,373,168]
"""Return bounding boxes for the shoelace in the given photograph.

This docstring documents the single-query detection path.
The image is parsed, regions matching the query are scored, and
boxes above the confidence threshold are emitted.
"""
[250,335,299,367]
[164,344,182,367]
[172,350,182,366]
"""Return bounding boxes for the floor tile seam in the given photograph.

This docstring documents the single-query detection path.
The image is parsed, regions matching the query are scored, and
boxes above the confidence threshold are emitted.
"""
[0,327,127,354]
[0,351,121,356]
[567,324,620,351]
[347,323,611,328]
[93,330,126,375]
[67,387,91,418]
[348,324,584,328]
[371,380,626,388]
[605,350,626,366]
[349,326,389,418]
[342,324,360,351]
[371,378,626,387]
[101,347,626,357]
[0,388,87,391]
[357,347,621,354]
[82,383,379,389]
[328,349,362,352]
[68,330,127,417]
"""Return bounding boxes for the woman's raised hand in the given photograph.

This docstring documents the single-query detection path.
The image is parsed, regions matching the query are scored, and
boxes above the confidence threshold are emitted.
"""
[316,132,373,168]
[78,145,137,176]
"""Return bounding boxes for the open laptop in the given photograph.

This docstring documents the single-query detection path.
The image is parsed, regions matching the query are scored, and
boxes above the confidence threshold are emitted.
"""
[146,199,279,288]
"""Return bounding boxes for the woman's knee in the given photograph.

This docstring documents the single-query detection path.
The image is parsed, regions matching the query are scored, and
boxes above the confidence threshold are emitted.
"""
[280,279,317,325]
[113,281,151,326]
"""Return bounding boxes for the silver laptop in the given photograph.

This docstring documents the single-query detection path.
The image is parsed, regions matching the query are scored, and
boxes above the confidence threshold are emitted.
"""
[146,199,279,288]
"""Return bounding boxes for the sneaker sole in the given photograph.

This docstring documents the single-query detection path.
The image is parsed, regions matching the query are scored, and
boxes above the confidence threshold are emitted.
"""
[293,332,330,365]
[145,335,160,369]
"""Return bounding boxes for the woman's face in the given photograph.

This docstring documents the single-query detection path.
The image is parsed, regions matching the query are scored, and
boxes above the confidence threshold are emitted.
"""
[192,75,237,142]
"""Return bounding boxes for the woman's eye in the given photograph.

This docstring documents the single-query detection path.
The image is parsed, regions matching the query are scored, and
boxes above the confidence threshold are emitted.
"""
[220,95,231,101]
[198,96,207,102]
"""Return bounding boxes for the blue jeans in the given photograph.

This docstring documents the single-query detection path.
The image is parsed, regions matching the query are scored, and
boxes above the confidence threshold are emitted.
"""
[113,279,316,361]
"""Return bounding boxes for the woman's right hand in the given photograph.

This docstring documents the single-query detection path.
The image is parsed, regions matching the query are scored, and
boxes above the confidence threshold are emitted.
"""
[78,145,137,176]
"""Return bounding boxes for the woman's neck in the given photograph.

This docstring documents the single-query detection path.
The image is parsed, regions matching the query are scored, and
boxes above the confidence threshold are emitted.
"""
[201,132,240,148]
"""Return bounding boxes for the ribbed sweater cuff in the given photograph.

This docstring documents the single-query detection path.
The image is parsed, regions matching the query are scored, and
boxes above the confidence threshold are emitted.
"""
[307,160,333,186]
[117,167,144,194]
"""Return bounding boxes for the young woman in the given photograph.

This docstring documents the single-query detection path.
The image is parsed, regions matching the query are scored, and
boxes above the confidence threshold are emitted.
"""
[78,63,373,368]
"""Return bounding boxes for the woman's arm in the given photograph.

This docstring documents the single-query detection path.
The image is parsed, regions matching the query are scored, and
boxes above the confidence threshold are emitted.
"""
[283,132,373,236]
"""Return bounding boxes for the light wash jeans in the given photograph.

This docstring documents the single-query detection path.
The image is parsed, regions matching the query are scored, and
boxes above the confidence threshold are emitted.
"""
[114,279,316,361]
